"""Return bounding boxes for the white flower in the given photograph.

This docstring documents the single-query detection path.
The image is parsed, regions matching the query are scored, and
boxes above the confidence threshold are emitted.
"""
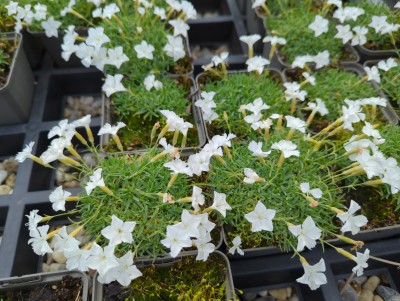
[169,19,190,38]
[102,74,126,97]
[284,82,307,102]
[313,50,330,69]
[307,98,329,116]
[41,17,61,38]
[134,40,155,60]
[102,3,120,19]
[341,99,366,131]
[377,58,398,72]
[252,0,266,9]
[271,140,300,158]
[28,225,53,255]
[86,27,110,51]
[352,249,370,276]
[175,210,201,238]
[52,226,80,252]
[240,34,261,48]
[327,0,342,8]
[285,116,306,133]
[308,15,329,37]
[335,24,353,44]
[212,52,229,66]
[65,246,90,272]
[101,215,136,246]
[164,158,193,176]
[369,16,389,34]
[107,46,129,69]
[25,209,42,231]
[144,74,163,91]
[163,35,186,62]
[188,152,212,176]
[87,243,119,277]
[395,1,400,8]
[85,168,105,195]
[103,251,142,286]
[289,216,322,251]
[245,201,276,232]
[190,186,205,212]
[337,200,368,235]
[297,259,327,290]
[245,98,270,115]
[98,122,126,136]
[248,141,271,157]
[193,231,215,261]
[302,72,316,86]
[211,133,236,148]
[160,110,193,136]
[292,55,313,69]
[300,182,323,199]
[364,66,381,83]
[49,186,71,211]
[243,168,262,184]
[263,35,286,46]
[362,122,385,145]
[5,1,19,15]
[334,7,364,23]
[15,141,35,163]
[161,225,192,257]
[181,1,197,20]
[154,6,166,19]
[246,56,270,74]
[210,191,232,218]
[351,26,368,46]
[228,236,244,255]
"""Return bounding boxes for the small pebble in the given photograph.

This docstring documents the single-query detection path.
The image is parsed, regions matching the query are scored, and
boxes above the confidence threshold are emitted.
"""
[354,276,368,285]
[49,263,67,272]
[6,173,16,188]
[42,263,50,272]
[374,296,384,301]
[363,276,380,292]
[359,291,374,301]
[3,159,18,173]
[339,281,358,301]
[0,185,12,195]
[0,170,7,184]
[289,294,299,301]
[255,297,275,301]
[52,251,67,264]
[242,292,257,301]
[376,285,400,301]
[269,288,289,300]
[258,290,268,297]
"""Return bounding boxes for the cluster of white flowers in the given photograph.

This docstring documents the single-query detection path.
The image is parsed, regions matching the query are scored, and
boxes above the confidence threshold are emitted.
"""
[195,91,219,124]
[6,1,48,33]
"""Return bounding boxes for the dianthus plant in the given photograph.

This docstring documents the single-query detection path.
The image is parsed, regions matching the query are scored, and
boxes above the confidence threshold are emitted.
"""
[18,113,225,287]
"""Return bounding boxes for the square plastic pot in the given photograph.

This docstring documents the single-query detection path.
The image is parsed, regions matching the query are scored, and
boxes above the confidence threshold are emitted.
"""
[0,270,89,301]
[92,250,236,301]
[0,32,35,126]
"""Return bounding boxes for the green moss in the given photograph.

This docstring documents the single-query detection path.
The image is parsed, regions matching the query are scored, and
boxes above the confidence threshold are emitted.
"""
[208,130,342,252]
[201,72,285,138]
[126,253,229,301]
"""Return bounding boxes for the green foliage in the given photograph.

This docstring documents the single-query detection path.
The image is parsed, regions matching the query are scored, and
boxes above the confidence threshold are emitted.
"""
[78,149,192,258]
[304,68,378,121]
[208,130,342,251]
[202,72,285,138]
[129,253,229,301]
[379,124,400,160]
[266,6,346,64]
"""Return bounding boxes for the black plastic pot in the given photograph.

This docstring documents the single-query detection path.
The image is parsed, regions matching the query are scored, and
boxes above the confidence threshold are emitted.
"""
[231,238,400,301]
[27,29,86,68]
[0,270,89,301]
[189,0,231,17]
[92,250,236,301]
[0,32,35,126]
[188,0,248,75]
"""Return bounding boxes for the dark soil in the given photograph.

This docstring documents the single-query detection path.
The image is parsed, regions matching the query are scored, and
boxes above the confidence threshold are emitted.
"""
[0,275,83,301]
